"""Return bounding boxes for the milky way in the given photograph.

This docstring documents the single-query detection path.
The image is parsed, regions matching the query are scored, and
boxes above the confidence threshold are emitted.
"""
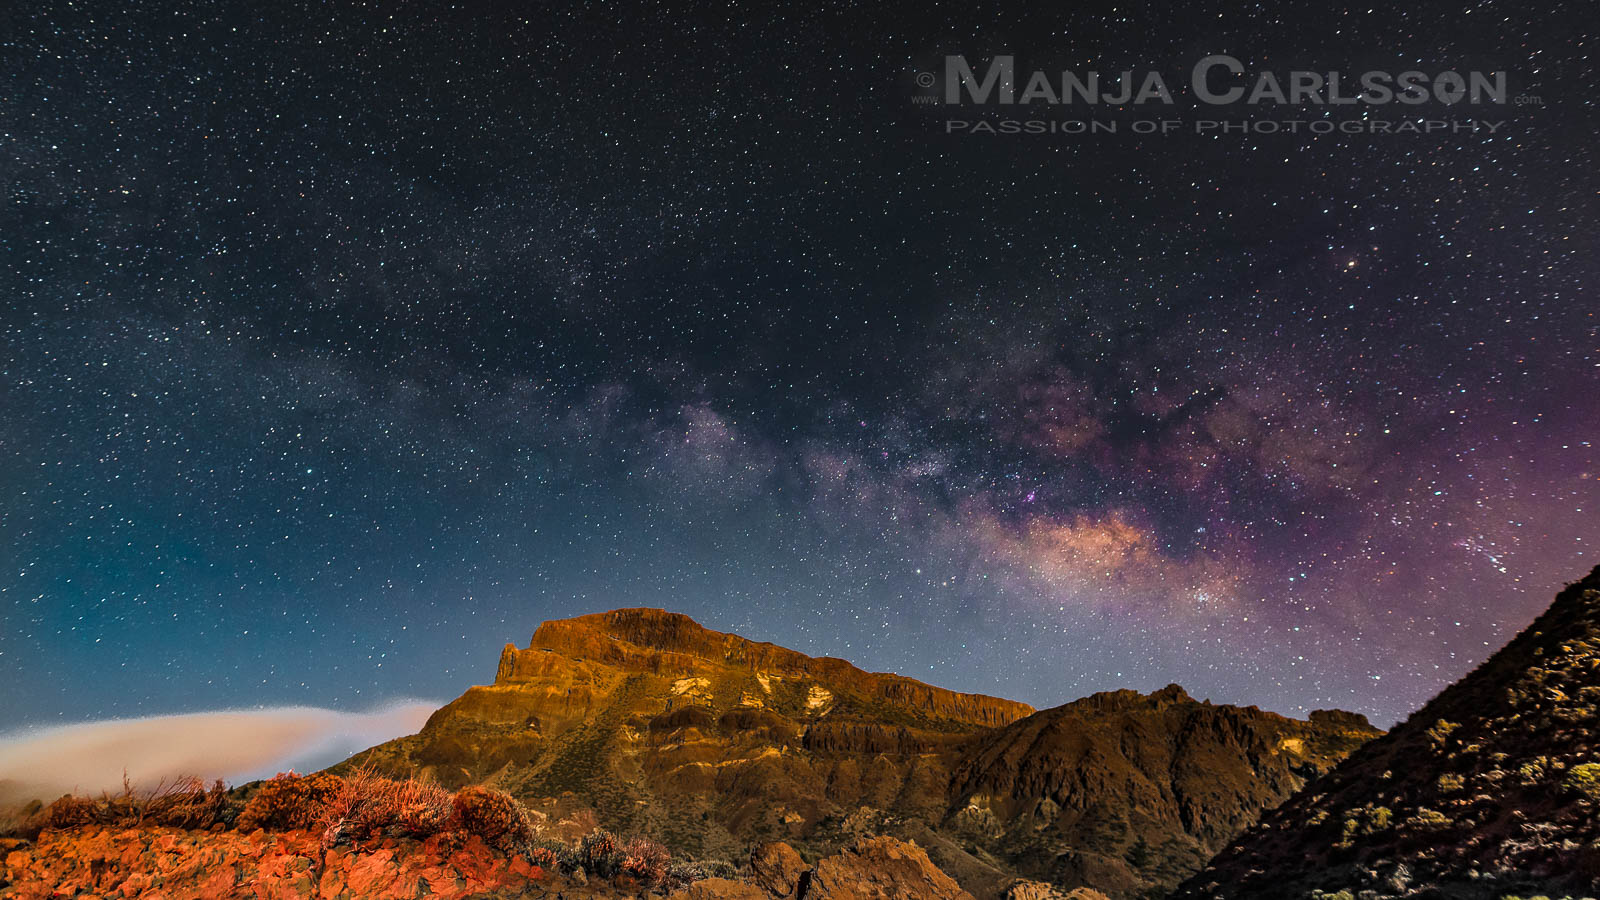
[3,2,1596,730]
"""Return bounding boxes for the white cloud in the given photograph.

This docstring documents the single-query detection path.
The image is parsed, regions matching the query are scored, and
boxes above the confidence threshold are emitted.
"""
[0,702,435,805]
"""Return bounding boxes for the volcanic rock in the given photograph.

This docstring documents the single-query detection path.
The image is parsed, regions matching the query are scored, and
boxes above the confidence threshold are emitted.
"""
[799,835,972,900]
[751,839,809,897]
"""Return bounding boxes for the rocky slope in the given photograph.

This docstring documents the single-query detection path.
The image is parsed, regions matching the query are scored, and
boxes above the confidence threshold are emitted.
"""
[349,609,1379,899]
[1176,565,1600,900]
[0,826,965,900]
[946,686,1378,898]
[0,827,550,900]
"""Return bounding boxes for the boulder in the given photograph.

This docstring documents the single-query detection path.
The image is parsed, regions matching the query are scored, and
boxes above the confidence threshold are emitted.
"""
[799,835,973,900]
[750,841,808,897]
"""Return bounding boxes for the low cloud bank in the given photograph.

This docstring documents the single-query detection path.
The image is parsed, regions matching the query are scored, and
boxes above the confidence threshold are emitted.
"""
[0,702,436,804]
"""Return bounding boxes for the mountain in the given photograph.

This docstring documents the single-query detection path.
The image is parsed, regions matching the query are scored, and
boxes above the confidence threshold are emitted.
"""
[1176,566,1600,899]
[946,686,1377,897]
[348,608,1378,898]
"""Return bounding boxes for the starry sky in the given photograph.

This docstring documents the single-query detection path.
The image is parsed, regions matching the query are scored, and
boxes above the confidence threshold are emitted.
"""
[3,1,1596,732]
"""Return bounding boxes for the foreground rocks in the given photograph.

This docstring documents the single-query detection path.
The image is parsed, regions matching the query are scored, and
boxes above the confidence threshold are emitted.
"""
[744,836,972,900]
[1,826,552,900]
[0,828,972,900]
[748,842,807,897]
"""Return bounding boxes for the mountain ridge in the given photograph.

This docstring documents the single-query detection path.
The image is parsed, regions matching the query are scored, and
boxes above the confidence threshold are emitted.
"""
[349,605,1380,899]
[500,607,1037,729]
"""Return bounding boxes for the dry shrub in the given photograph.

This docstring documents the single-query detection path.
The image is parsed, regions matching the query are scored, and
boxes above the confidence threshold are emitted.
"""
[395,777,455,836]
[43,794,102,829]
[620,836,670,885]
[451,785,533,852]
[666,859,712,889]
[529,846,560,868]
[236,771,342,831]
[317,765,454,844]
[37,775,225,832]
[317,767,390,843]
[142,777,228,828]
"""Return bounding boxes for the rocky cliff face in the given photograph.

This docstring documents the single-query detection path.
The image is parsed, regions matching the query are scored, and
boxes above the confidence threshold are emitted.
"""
[498,609,1036,728]
[349,608,1379,899]
[1176,566,1600,900]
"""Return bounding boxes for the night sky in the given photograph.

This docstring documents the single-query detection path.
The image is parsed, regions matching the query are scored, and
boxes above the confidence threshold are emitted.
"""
[3,1,1596,733]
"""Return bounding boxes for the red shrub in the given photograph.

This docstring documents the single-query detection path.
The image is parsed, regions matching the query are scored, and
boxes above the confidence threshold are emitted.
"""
[394,778,454,836]
[620,836,670,885]
[310,766,456,845]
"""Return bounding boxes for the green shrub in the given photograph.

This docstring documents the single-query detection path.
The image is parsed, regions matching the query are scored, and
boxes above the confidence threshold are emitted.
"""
[1406,808,1451,830]
[1565,763,1600,800]
[1519,756,1550,784]
[1425,719,1459,748]
[1335,805,1393,847]
[666,859,708,887]
[697,859,741,880]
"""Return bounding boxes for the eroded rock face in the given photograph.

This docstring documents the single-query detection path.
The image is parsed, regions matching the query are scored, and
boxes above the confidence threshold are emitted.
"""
[504,609,1035,728]
[1177,566,1600,900]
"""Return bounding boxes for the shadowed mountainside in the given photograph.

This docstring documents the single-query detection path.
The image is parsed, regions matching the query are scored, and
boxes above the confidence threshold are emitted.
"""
[947,687,1377,897]
[1177,565,1600,900]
